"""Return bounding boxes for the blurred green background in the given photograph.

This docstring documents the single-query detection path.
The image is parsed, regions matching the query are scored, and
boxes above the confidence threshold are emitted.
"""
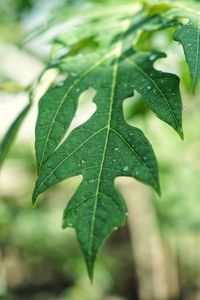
[1,0,200,299]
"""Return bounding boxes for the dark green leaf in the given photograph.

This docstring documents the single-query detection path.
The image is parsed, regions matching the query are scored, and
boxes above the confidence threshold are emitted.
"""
[33,21,183,278]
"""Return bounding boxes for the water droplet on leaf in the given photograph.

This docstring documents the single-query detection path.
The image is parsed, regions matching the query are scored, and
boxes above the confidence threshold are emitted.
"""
[123,165,129,172]
[149,54,157,61]
[57,81,64,87]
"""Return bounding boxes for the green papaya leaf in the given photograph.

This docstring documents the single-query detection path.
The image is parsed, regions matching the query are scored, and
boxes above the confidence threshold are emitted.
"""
[33,15,183,279]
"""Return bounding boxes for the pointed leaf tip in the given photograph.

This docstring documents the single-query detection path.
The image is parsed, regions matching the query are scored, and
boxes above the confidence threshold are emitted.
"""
[88,267,94,284]
[86,257,95,284]
[178,127,184,141]
[32,188,38,207]
[155,184,161,197]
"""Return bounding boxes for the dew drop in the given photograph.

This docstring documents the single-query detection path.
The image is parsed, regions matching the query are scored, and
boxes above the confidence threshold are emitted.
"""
[123,165,129,172]
[114,147,119,151]
[149,54,157,61]
[135,170,140,175]
[125,212,129,216]
[57,81,64,87]
[82,159,86,164]
[147,86,151,90]
[114,227,118,231]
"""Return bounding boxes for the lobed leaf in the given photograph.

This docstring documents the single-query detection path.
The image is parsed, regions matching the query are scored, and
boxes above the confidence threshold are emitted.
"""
[33,22,183,278]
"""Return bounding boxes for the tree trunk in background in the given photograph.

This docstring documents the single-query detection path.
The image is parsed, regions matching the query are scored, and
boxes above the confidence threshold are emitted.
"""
[117,178,179,300]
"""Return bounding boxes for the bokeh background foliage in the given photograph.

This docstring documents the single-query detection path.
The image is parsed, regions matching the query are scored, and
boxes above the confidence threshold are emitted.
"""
[1,0,200,299]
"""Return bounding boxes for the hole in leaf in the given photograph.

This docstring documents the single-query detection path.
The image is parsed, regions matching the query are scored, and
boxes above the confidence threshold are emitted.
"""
[58,87,97,147]
[180,18,189,25]
[123,91,147,124]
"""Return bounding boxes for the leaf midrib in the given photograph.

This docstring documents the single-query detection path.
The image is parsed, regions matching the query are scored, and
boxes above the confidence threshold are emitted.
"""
[87,47,121,258]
